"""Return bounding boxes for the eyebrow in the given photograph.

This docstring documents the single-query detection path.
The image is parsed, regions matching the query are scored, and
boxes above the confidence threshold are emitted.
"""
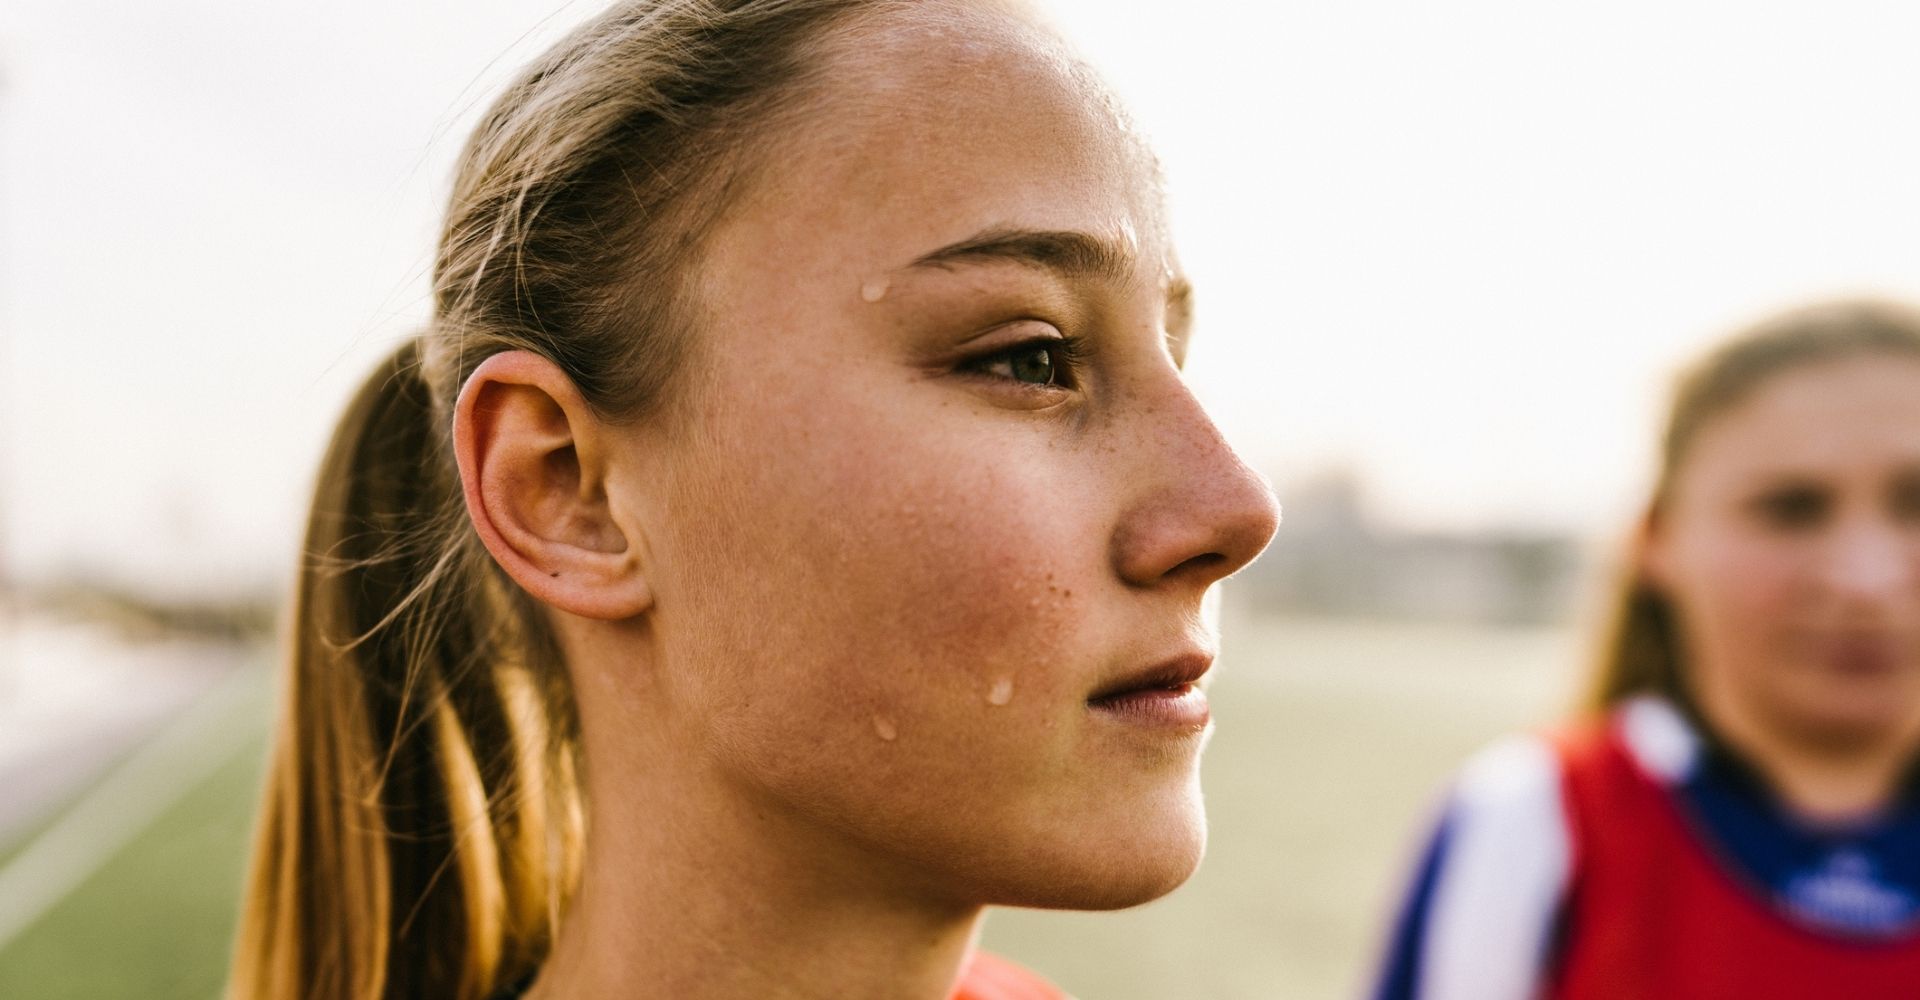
[908,227,1135,285]
[905,226,1196,335]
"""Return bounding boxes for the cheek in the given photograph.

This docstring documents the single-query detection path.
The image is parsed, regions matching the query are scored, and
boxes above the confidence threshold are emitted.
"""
[1659,528,1806,701]
[1666,528,1805,635]
[659,376,1103,764]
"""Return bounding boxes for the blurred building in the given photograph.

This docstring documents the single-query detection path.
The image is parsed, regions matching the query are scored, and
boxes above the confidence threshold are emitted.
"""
[1238,472,1590,625]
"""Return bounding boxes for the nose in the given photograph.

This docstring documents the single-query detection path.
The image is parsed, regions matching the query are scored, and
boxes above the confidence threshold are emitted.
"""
[1110,381,1282,590]
[1818,515,1918,608]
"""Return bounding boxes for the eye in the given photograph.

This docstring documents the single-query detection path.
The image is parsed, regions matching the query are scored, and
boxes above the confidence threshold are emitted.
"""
[1001,344,1060,385]
[1750,485,1830,531]
[967,335,1083,389]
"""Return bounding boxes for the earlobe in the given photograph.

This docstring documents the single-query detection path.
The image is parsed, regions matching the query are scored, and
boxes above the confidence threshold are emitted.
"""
[453,351,654,620]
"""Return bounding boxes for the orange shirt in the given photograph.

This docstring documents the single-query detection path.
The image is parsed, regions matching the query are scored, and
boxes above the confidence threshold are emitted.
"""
[953,951,1071,1000]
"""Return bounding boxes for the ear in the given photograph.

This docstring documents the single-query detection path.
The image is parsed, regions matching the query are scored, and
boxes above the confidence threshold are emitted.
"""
[453,351,653,620]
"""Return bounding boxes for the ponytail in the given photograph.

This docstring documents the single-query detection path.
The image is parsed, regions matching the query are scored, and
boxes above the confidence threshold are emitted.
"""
[231,2,919,995]
[228,341,582,1000]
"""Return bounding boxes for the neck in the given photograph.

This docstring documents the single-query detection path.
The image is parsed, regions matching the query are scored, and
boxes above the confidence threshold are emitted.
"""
[527,655,983,1000]
[1696,696,1918,823]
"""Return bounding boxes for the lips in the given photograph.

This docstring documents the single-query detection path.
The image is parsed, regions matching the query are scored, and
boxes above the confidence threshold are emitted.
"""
[1814,634,1905,675]
[1087,652,1214,728]
[1088,652,1213,702]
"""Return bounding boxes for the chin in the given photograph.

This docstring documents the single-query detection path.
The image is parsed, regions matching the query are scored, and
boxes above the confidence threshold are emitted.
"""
[976,792,1209,911]
[1778,678,1920,752]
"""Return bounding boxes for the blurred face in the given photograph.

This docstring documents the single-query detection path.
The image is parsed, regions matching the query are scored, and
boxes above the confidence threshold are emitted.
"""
[1645,354,1920,755]
[615,6,1278,908]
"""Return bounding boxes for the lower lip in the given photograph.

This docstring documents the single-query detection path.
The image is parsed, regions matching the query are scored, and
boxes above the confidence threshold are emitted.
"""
[1088,683,1210,728]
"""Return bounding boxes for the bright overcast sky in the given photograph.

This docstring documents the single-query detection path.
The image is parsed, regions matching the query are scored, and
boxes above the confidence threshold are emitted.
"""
[5,0,1920,598]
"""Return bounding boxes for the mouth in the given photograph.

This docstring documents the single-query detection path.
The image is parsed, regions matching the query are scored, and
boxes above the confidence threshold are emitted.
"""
[1087,652,1214,728]
[1813,633,1907,676]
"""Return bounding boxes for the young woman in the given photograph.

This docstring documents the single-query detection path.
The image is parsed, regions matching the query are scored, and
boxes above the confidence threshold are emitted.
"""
[1373,300,1920,999]
[225,2,1280,999]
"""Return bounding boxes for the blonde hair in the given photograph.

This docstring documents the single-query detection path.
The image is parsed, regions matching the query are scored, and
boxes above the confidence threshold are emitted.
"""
[229,3,897,997]
[1583,298,1920,713]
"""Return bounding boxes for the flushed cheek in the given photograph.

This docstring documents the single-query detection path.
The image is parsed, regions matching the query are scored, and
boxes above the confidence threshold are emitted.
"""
[809,455,1093,714]
[692,507,1102,850]
[676,390,1102,763]
[1680,533,1804,646]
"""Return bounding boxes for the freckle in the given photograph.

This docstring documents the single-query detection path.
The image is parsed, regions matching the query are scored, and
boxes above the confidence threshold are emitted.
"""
[1062,589,1072,598]
[987,676,1014,706]
[872,715,898,741]
[860,276,890,302]
[549,571,560,578]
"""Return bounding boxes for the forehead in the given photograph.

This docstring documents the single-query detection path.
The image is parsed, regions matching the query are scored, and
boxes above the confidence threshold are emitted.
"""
[709,2,1169,284]
[1685,355,1920,478]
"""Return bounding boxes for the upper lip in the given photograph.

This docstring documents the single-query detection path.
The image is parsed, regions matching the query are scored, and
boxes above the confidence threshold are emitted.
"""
[1088,651,1214,702]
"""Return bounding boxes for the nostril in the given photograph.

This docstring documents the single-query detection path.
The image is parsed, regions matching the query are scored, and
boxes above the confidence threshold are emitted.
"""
[1168,552,1228,582]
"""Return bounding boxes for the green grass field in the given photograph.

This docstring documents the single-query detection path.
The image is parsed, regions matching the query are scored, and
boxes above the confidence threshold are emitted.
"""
[0,665,273,1000]
[0,615,1580,999]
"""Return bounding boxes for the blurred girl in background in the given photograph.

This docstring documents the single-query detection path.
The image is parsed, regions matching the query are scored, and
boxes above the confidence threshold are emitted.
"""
[225,2,1279,999]
[1374,300,1920,999]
